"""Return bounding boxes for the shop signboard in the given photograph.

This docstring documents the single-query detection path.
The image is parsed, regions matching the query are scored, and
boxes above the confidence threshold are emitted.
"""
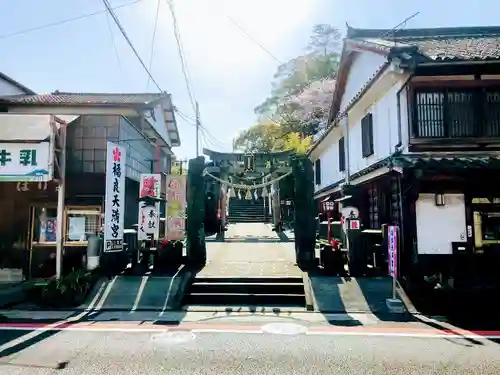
[0,142,52,182]
[166,175,186,241]
[387,225,399,279]
[138,173,161,241]
[103,142,126,252]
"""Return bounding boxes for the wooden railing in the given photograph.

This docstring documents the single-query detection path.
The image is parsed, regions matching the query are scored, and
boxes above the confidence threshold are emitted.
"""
[412,88,500,140]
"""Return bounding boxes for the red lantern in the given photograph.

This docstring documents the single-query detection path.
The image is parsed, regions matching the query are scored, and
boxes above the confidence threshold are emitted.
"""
[329,239,340,250]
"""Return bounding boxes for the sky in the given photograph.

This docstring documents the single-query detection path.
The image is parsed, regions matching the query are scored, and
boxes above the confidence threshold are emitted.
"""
[0,0,499,159]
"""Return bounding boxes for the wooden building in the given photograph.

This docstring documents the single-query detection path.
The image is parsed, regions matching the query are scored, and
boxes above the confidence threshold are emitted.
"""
[309,25,500,288]
[0,91,180,279]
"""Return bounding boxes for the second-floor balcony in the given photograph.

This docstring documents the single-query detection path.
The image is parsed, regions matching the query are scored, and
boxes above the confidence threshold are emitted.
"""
[410,87,500,147]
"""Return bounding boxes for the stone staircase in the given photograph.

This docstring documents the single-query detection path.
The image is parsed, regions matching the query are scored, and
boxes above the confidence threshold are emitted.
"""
[228,197,269,223]
[182,276,306,307]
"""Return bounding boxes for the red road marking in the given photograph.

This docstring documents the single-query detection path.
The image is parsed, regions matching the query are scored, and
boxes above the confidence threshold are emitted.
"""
[1,321,499,338]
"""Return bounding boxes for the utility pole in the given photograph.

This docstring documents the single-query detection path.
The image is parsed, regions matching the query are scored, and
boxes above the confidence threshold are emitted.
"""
[195,101,200,157]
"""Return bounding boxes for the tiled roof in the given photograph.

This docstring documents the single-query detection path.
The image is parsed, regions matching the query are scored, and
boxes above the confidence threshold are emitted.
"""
[0,91,168,106]
[392,154,500,170]
[307,26,500,156]
[346,25,500,61]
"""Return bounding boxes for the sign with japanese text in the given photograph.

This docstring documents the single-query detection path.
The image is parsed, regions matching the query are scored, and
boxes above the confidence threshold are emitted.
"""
[349,219,360,230]
[387,225,399,279]
[0,142,52,182]
[104,142,126,252]
[139,174,161,198]
[137,173,162,241]
[166,175,186,241]
[341,206,359,232]
[138,204,159,240]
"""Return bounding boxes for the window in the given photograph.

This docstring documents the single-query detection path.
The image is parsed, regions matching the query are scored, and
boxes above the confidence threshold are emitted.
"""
[415,92,444,137]
[414,88,500,138]
[65,206,102,243]
[314,159,321,185]
[361,113,374,158]
[31,206,58,244]
[338,137,345,172]
[479,212,500,242]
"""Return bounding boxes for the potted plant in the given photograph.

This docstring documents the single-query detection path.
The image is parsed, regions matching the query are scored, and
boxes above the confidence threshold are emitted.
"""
[39,269,93,308]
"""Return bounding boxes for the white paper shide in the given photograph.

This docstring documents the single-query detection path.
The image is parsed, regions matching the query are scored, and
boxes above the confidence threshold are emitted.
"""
[104,142,126,252]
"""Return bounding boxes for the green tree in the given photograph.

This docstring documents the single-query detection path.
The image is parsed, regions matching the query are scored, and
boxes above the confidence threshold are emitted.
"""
[255,24,340,123]
[283,133,312,155]
[234,24,340,157]
[236,24,340,154]
[307,24,341,57]
[234,120,284,153]
[170,156,187,175]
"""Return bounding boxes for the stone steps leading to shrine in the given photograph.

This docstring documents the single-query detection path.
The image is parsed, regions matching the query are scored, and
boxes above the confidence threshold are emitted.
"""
[228,197,268,223]
[182,276,306,307]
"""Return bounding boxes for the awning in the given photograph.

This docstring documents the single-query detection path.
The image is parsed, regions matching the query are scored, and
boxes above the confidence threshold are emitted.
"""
[334,195,353,203]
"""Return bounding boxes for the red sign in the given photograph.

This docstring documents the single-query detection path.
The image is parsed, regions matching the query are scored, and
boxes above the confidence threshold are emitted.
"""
[140,175,159,198]
[349,219,360,230]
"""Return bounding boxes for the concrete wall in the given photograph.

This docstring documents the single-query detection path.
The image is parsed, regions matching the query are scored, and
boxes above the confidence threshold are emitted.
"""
[415,194,467,255]
[143,104,172,147]
[0,76,28,96]
[314,126,345,192]
[312,49,410,195]
[339,52,387,113]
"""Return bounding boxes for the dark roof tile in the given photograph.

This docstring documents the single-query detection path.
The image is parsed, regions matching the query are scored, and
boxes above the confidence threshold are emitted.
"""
[0,92,167,106]
[346,25,500,61]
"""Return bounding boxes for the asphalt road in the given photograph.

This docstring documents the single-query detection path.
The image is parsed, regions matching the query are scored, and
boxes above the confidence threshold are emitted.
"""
[1,325,500,375]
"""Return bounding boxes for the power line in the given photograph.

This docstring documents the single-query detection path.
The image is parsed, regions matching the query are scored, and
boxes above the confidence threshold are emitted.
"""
[227,15,282,65]
[0,0,145,40]
[105,9,123,74]
[146,0,162,89]
[175,109,230,148]
[165,0,197,114]
[175,108,196,122]
[102,0,163,92]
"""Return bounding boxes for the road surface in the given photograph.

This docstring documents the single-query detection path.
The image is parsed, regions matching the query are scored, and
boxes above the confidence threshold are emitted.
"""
[1,318,500,374]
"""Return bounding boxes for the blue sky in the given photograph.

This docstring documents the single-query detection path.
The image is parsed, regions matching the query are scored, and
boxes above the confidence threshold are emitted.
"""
[0,0,498,159]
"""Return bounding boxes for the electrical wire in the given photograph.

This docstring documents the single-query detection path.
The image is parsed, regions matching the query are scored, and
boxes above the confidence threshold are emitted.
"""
[105,8,123,74]
[174,107,196,122]
[0,0,145,40]
[199,126,227,148]
[227,15,282,65]
[102,0,163,92]
[165,0,197,114]
[146,0,162,89]
[175,108,231,148]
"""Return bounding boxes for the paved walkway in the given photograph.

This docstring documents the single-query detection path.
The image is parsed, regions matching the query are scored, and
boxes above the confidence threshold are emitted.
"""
[224,223,279,241]
[198,223,301,277]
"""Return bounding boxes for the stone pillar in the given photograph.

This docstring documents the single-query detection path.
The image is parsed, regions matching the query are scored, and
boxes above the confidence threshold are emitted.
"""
[219,169,228,229]
[272,180,280,228]
[186,156,206,265]
[291,156,316,269]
